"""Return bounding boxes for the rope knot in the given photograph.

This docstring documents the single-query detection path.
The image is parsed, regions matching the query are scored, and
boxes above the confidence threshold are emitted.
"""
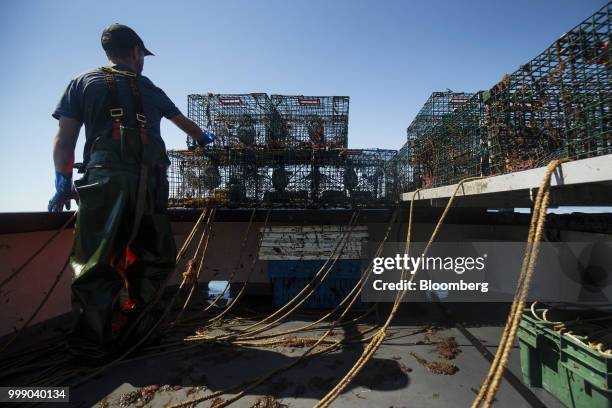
[183,259,198,288]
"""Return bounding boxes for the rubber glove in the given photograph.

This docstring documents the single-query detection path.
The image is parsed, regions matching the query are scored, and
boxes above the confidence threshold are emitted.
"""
[48,172,79,212]
[197,130,215,147]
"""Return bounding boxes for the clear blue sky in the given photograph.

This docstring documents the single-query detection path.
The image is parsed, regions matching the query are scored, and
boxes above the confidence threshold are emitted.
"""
[0,0,605,212]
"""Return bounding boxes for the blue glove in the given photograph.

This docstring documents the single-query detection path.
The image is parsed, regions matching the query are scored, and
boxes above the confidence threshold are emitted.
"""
[48,172,79,212]
[197,130,215,147]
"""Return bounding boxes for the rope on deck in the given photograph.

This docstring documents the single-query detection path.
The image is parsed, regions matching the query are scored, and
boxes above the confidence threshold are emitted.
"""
[471,160,563,408]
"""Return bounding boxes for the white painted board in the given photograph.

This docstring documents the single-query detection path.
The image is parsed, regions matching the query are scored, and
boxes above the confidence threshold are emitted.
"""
[258,225,369,260]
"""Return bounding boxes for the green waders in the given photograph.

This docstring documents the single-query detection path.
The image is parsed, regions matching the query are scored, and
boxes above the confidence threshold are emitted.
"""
[68,68,177,359]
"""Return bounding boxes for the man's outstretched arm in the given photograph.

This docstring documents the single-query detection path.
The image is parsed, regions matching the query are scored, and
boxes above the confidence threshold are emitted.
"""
[170,114,215,146]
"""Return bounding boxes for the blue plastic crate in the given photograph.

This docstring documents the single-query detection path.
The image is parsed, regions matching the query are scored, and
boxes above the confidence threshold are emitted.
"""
[267,260,364,309]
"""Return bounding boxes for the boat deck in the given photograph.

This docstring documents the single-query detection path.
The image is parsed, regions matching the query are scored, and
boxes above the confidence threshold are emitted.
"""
[2,299,565,408]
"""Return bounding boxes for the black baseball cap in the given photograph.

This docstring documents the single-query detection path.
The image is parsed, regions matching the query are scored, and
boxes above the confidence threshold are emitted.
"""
[101,23,154,56]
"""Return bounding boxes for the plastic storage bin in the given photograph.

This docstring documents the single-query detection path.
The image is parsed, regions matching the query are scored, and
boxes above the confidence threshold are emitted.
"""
[267,259,363,309]
[518,311,612,408]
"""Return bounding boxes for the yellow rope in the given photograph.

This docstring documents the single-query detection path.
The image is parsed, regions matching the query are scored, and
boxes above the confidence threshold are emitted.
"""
[72,207,213,388]
[208,208,272,322]
[229,303,376,344]
[196,208,399,347]
[175,209,272,332]
[188,211,361,343]
[171,207,401,407]
[189,208,397,345]
[471,160,563,408]
[237,211,360,332]
[529,303,612,357]
[168,328,379,408]
[172,208,217,323]
[315,176,484,408]
[203,208,257,312]
[224,209,400,344]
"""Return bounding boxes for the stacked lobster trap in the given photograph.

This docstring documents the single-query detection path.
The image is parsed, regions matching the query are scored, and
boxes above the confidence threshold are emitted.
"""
[396,2,611,189]
[383,143,409,194]
[174,91,398,208]
[269,95,349,149]
[406,91,475,143]
[487,2,611,174]
[167,148,398,208]
[388,91,475,190]
[428,92,487,186]
[186,93,271,149]
[187,93,349,150]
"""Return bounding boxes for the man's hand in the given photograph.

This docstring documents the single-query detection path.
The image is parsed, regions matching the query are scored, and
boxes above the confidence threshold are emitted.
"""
[170,114,215,147]
[48,172,79,212]
[198,130,216,147]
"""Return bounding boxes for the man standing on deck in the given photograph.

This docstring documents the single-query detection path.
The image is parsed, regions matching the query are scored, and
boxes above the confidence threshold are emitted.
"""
[48,23,214,361]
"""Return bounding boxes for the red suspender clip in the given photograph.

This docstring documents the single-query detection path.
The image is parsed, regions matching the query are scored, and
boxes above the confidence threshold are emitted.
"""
[130,78,148,145]
[104,71,123,140]
[111,122,121,140]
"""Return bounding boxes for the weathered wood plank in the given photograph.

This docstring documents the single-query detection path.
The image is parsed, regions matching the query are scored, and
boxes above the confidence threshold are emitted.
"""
[260,242,365,249]
[261,232,368,239]
[261,253,364,261]
[260,226,368,233]
[258,225,369,260]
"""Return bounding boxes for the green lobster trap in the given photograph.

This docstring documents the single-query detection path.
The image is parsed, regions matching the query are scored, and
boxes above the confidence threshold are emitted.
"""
[486,3,611,174]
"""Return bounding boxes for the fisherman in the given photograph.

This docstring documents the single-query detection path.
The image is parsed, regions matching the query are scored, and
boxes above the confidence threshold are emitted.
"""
[49,23,214,361]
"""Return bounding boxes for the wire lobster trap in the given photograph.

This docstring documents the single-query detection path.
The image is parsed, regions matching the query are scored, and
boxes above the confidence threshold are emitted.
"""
[344,149,397,204]
[268,95,349,149]
[307,149,397,205]
[168,149,270,207]
[168,150,231,207]
[429,92,488,186]
[254,149,313,205]
[168,148,396,208]
[406,91,474,187]
[186,93,271,149]
[248,149,395,206]
[406,91,474,142]
[384,143,413,196]
[486,2,611,174]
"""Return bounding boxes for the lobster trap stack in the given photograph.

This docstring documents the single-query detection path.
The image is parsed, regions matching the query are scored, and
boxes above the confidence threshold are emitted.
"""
[175,91,397,208]
[487,3,611,174]
[187,93,349,150]
[395,2,611,189]
[168,148,397,208]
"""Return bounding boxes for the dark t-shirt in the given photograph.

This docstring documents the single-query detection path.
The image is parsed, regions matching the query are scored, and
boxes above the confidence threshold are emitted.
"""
[53,63,181,165]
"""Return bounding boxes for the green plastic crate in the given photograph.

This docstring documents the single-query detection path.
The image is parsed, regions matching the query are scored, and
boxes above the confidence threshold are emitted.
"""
[518,312,612,408]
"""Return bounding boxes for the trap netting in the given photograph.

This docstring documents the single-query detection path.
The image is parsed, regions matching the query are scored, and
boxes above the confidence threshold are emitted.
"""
[167,148,396,208]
